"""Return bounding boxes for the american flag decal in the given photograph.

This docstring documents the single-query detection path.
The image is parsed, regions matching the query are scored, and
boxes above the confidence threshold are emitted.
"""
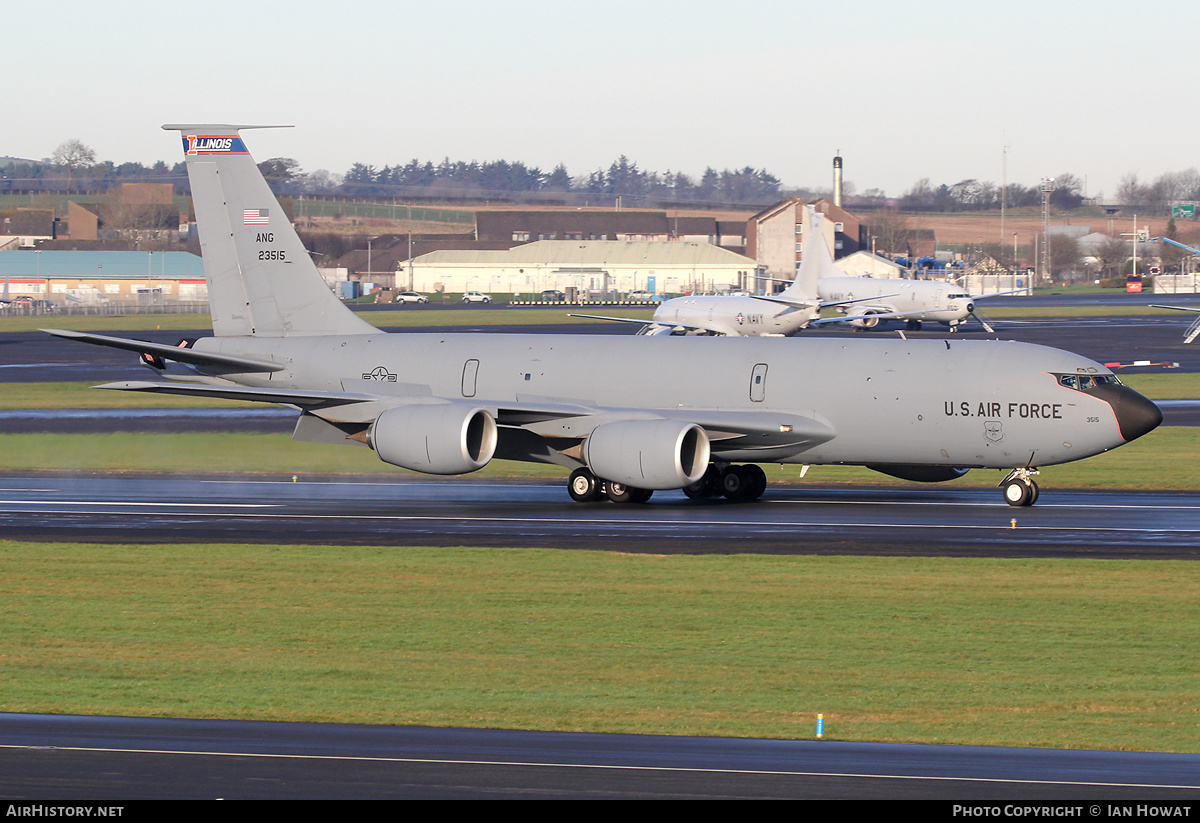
[243,208,269,225]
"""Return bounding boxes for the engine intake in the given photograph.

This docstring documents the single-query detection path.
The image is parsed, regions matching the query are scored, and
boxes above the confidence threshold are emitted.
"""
[583,419,710,489]
[369,403,497,475]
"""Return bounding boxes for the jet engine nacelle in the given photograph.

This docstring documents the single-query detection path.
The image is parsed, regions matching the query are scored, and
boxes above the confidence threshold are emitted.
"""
[848,309,883,329]
[583,419,711,489]
[866,464,970,483]
[369,403,497,475]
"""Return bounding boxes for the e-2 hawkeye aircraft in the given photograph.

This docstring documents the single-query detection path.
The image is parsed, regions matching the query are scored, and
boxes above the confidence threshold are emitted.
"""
[45,125,1162,507]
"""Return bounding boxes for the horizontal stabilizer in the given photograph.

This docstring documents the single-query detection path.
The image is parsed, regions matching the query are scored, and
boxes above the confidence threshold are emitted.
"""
[42,329,284,373]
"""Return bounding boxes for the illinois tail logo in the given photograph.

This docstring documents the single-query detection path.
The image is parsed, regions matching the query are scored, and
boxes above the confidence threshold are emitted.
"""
[182,135,249,155]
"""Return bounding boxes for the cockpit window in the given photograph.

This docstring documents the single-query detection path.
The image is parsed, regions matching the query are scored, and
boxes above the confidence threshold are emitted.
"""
[1056,372,1121,392]
[947,293,970,299]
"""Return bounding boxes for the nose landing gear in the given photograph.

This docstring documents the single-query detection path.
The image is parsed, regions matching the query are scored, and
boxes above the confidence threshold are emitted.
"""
[1000,468,1040,507]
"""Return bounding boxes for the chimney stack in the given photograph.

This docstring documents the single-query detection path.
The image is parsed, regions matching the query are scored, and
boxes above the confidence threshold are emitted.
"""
[833,153,843,208]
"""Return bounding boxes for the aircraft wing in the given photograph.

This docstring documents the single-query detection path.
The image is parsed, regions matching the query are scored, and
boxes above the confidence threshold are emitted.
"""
[748,295,818,309]
[971,288,1030,299]
[95,376,832,463]
[570,313,720,335]
[94,380,375,408]
[809,307,925,326]
[568,313,653,326]
[44,329,284,374]
[1151,305,1200,343]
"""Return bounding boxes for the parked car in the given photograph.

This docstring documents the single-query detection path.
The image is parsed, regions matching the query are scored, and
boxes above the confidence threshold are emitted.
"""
[395,291,429,304]
[462,291,492,303]
[628,290,654,301]
[540,289,566,302]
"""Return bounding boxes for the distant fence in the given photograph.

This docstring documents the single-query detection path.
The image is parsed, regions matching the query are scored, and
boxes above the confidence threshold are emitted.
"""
[3,301,211,317]
[1153,275,1200,295]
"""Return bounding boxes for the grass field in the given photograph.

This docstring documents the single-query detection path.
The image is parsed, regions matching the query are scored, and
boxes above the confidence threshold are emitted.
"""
[0,426,1195,490]
[2,541,1197,751]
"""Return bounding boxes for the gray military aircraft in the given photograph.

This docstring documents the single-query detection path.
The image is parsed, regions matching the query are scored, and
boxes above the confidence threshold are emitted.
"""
[46,125,1162,507]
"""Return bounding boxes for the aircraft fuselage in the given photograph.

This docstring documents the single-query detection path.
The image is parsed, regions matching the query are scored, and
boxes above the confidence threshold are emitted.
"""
[819,277,974,326]
[648,295,817,336]
[198,332,1150,470]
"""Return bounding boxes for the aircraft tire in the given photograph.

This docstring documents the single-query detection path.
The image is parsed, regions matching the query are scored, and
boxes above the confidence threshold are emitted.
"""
[684,465,722,499]
[743,464,768,500]
[1003,478,1034,507]
[568,468,602,503]
[606,484,652,504]
[721,466,752,500]
[629,487,654,504]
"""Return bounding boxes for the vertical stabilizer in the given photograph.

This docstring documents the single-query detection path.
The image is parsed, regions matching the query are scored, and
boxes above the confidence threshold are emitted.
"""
[164,124,375,338]
[784,206,839,299]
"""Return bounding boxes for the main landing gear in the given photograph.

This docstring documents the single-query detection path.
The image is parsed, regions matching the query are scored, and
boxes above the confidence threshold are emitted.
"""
[568,468,654,504]
[566,464,768,504]
[1000,467,1040,507]
[682,464,767,502]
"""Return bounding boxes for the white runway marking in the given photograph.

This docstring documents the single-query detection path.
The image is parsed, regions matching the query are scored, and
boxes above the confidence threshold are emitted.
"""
[2,744,1195,790]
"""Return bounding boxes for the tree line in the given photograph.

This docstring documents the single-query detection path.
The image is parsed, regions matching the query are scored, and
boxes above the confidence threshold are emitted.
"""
[6,139,1200,215]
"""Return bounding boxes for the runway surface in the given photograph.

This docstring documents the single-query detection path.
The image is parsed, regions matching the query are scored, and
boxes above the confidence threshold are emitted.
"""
[2,473,1198,558]
[3,713,1198,799]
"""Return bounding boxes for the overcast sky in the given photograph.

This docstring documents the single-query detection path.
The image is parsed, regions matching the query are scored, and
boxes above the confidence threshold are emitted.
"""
[9,0,1196,200]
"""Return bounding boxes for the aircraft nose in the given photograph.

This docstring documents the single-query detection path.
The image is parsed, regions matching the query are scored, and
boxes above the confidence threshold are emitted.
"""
[1095,385,1163,442]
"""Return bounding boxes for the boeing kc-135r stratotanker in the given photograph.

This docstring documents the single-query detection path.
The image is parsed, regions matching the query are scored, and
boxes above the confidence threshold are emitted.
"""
[46,125,1161,507]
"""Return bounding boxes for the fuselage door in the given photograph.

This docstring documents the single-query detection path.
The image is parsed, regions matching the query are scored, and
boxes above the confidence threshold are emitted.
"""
[750,363,768,402]
[462,359,479,397]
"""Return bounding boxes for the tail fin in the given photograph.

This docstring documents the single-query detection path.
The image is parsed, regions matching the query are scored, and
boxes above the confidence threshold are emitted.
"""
[164,124,375,338]
[782,205,839,299]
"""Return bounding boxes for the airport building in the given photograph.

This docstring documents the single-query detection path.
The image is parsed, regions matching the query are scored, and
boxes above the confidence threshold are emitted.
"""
[405,240,762,297]
[0,250,208,306]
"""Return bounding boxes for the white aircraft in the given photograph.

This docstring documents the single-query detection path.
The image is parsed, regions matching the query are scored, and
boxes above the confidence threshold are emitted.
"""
[572,212,887,337]
[47,125,1161,507]
[577,207,1014,336]
[814,251,1023,332]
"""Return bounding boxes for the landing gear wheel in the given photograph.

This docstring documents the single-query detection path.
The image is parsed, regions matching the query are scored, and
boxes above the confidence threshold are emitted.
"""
[721,466,749,500]
[742,464,767,501]
[906,319,923,331]
[568,468,602,503]
[683,465,722,500]
[606,482,650,504]
[629,487,654,504]
[1003,478,1037,507]
[606,482,631,503]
